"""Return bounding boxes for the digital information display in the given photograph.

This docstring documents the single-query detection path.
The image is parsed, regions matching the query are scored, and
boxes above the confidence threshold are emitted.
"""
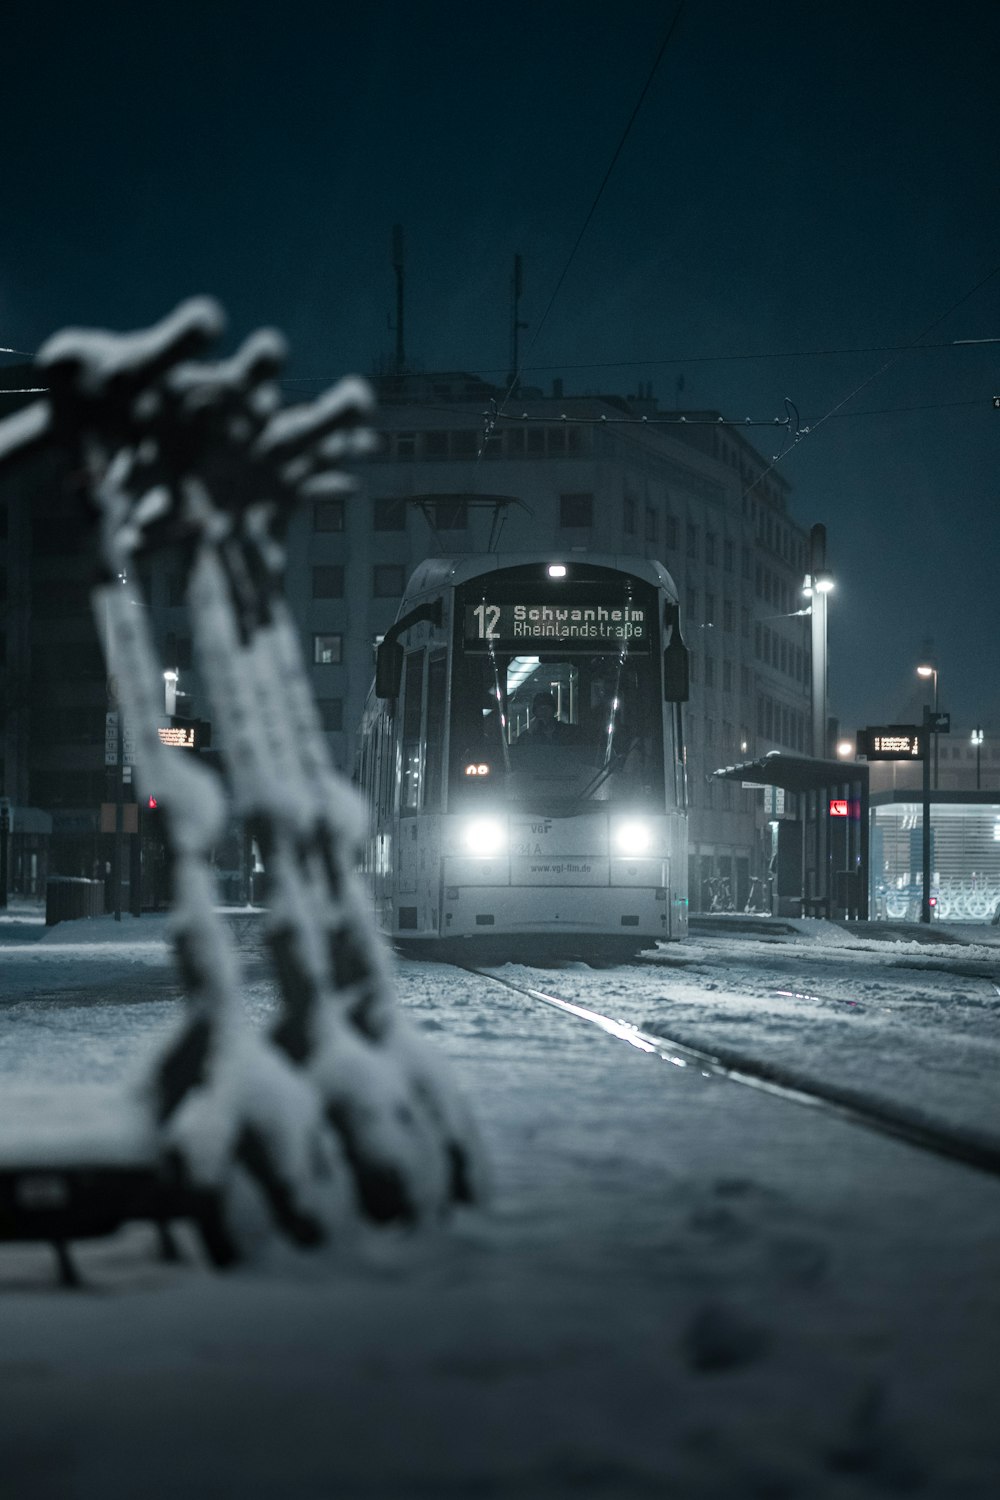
[859,726,925,760]
[464,601,649,653]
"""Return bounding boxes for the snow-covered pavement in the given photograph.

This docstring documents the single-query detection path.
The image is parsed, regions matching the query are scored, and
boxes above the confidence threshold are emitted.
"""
[1,903,999,1498]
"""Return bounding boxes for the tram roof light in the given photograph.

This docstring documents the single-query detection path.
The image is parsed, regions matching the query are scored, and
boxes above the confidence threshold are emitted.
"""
[547,563,567,578]
[836,739,855,758]
[814,571,834,594]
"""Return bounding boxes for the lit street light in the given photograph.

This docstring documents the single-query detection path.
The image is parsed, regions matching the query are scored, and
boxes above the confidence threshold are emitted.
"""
[972,726,984,790]
[804,524,834,758]
[917,663,940,787]
[915,662,941,925]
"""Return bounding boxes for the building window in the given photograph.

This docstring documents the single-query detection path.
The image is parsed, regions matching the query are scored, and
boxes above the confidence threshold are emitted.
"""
[313,633,343,665]
[723,599,734,633]
[724,538,734,572]
[705,656,715,687]
[705,531,717,566]
[374,497,407,531]
[705,592,716,626]
[312,565,344,599]
[686,522,699,559]
[451,429,477,458]
[686,587,699,622]
[313,499,344,532]
[395,432,416,459]
[723,659,733,692]
[644,506,657,542]
[623,495,637,535]
[664,514,678,549]
[559,493,593,528]
[374,564,405,597]
[316,698,344,732]
[423,431,448,458]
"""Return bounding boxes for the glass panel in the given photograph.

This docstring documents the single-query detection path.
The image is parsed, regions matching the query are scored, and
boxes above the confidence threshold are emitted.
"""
[400,652,424,815]
[450,649,664,813]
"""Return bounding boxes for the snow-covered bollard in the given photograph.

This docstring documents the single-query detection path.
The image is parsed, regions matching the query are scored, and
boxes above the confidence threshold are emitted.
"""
[0,300,486,1265]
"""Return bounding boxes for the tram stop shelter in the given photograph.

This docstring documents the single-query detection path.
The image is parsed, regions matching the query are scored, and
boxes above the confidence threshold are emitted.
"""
[713,751,870,920]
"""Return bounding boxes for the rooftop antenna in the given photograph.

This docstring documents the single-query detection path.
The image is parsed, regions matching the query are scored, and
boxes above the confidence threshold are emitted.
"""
[508,254,527,392]
[391,224,406,373]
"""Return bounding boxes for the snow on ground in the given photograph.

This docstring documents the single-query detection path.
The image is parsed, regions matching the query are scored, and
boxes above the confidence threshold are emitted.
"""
[1,900,999,1498]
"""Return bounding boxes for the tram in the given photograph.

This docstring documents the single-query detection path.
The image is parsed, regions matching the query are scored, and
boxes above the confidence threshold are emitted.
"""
[356,553,690,955]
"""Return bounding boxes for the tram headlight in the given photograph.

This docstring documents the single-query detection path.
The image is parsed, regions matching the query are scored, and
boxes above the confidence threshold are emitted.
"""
[614,819,652,856]
[462,817,506,856]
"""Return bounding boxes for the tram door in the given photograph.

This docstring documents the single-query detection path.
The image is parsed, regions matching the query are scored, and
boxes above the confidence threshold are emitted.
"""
[398,651,424,897]
[395,648,448,931]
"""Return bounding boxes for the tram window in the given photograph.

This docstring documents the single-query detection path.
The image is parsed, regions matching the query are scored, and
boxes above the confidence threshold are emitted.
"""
[424,652,447,809]
[400,651,424,815]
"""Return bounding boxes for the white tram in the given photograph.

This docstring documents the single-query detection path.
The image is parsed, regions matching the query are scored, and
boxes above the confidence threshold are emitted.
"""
[357,554,690,956]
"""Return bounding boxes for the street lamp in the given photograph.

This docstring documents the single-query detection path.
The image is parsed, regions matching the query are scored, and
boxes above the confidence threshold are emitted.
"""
[915,663,941,925]
[836,739,855,759]
[163,668,179,718]
[803,524,834,758]
[972,726,984,790]
[917,664,939,787]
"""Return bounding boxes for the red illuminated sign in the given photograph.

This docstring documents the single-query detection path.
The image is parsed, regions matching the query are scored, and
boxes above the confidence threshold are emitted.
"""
[829,799,849,817]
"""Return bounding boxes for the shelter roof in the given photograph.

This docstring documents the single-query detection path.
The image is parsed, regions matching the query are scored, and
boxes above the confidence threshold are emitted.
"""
[713,750,869,793]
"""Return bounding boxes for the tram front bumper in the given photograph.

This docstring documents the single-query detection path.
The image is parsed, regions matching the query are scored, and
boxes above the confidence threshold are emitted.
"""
[440,881,669,940]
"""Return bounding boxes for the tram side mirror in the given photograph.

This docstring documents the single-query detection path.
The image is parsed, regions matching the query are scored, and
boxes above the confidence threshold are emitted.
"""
[663,608,690,703]
[376,639,404,699]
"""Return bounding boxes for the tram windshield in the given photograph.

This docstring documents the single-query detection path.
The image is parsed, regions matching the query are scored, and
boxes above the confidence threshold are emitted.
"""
[450,649,665,811]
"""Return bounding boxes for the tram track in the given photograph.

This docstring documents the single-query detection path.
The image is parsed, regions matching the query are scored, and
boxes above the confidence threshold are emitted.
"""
[458,962,1000,1183]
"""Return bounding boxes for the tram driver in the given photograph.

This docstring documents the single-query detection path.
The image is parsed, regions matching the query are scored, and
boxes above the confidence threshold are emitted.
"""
[517,691,575,744]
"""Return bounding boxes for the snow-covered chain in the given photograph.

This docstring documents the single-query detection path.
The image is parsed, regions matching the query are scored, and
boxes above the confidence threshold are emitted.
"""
[0,299,485,1262]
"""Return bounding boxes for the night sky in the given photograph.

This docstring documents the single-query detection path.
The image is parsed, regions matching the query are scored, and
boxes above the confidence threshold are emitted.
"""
[2,1,997,739]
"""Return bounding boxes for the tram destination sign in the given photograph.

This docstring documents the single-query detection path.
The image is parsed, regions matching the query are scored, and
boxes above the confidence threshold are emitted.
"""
[464,600,650,653]
[858,725,925,760]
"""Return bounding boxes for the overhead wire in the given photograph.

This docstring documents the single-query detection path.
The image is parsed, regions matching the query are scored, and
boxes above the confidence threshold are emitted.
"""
[734,260,1000,503]
[275,334,997,391]
[480,0,686,493]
